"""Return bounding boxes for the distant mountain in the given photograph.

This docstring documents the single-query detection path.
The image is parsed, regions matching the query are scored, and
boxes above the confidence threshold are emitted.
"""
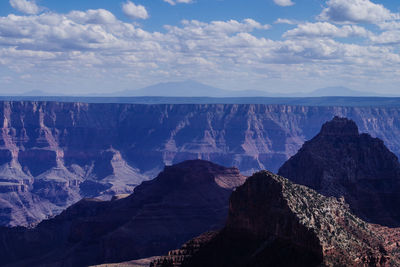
[116,80,223,97]
[12,83,394,98]
[114,80,273,97]
[20,90,64,96]
[305,86,381,97]
[114,82,389,98]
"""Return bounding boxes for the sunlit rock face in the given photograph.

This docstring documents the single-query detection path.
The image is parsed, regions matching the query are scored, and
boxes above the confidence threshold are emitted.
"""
[1,101,400,226]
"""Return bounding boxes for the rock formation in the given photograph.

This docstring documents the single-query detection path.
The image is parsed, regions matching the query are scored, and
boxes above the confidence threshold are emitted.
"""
[2,102,400,226]
[278,116,400,227]
[153,171,400,267]
[0,160,246,267]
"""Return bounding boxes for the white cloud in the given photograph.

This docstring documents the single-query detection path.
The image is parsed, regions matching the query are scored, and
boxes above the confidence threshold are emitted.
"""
[318,0,398,24]
[9,0,40,15]
[122,1,149,20]
[1,8,400,93]
[273,0,295,7]
[377,21,400,30]
[284,22,371,38]
[166,19,270,39]
[274,18,298,25]
[163,0,193,6]
[68,9,117,24]
[370,30,400,45]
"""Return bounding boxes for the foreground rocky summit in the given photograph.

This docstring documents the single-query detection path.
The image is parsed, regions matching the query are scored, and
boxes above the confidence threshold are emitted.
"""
[153,171,400,267]
[0,160,246,267]
[279,117,400,227]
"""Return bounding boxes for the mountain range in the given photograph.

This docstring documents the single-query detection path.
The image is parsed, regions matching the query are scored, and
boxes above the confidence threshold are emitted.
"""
[8,81,393,97]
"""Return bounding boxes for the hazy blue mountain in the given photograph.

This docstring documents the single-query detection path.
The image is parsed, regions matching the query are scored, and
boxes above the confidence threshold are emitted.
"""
[114,82,389,97]
[306,86,381,97]
[116,80,224,97]
[20,90,64,96]
[114,80,273,97]
[16,82,396,98]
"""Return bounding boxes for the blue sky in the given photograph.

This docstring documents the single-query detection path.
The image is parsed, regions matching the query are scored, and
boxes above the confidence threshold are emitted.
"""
[0,0,400,95]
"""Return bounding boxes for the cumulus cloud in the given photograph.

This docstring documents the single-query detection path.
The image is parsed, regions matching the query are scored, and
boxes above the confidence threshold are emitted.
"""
[69,9,117,24]
[9,0,40,15]
[166,19,271,38]
[274,18,298,25]
[163,0,193,5]
[122,1,149,20]
[0,10,151,52]
[284,22,371,38]
[273,0,295,7]
[318,0,398,24]
[370,30,400,45]
[1,7,400,93]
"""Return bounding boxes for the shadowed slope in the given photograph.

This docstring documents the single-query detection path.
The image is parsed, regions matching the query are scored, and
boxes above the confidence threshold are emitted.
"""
[152,171,400,267]
[278,117,400,227]
[0,160,246,267]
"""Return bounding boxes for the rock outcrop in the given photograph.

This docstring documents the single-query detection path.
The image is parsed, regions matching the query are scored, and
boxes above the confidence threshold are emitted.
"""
[155,171,400,267]
[0,160,246,267]
[2,102,400,226]
[278,117,400,227]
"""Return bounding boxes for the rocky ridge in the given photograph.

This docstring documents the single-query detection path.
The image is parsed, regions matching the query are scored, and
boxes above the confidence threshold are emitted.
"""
[278,116,400,227]
[0,160,246,267]
[153,171,400,267]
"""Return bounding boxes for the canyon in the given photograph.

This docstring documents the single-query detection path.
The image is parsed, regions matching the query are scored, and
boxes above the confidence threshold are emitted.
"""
[1,102,400,226]
[1,115,400,266]
[0,160,246,267]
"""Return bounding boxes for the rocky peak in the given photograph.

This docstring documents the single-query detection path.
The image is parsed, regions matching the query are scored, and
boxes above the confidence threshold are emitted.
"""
[319,116,359,137]
[278,117,400,227]
[156,171,400,267]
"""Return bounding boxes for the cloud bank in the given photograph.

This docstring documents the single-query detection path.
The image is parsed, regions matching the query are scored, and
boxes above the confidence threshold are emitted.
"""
[1,0,400,94]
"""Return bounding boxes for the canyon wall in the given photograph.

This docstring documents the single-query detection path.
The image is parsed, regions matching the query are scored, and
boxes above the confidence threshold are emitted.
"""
[1,101,400,226]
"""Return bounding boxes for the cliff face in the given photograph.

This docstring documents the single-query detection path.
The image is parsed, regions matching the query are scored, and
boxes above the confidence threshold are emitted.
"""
[0,160,246,267]
[155,171,400,267]
[2,102,400,226]
[278,117,400,227]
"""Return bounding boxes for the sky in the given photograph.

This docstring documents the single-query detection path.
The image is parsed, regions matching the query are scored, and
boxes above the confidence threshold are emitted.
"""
[0,0,400,95]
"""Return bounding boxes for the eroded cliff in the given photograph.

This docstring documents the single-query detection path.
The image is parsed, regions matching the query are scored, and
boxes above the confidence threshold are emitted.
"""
[1,102,400,226]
